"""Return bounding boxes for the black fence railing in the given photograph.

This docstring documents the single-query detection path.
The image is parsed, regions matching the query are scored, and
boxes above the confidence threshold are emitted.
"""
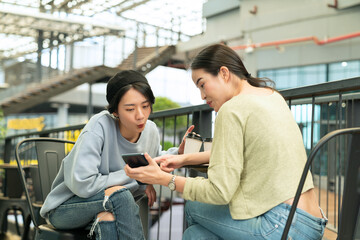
[1,76,360,239]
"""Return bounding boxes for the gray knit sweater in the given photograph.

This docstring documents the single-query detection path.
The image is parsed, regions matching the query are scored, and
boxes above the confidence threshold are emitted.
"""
[40,110,176,217]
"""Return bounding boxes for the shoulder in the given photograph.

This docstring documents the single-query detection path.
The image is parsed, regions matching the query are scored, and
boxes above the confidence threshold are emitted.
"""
[85,111,114,128]
[217,95,249,119]
[82,110,116,138]
[144,119,158,133]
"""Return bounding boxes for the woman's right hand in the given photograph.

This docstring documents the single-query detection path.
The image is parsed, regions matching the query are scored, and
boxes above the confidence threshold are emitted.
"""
[154,154,186,173]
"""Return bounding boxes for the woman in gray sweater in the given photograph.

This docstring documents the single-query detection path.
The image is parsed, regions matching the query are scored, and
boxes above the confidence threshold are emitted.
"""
[40,70,193,240]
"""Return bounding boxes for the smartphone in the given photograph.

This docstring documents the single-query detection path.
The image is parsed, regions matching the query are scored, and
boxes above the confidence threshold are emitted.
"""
[122,153,149,168]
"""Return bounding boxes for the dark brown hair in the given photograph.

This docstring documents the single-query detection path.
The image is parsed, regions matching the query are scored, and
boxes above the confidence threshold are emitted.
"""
[191,44,275,89]
[107,82,155,114]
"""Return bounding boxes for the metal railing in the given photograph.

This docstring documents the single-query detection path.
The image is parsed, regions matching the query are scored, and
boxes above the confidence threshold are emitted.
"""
[1,76,359,239]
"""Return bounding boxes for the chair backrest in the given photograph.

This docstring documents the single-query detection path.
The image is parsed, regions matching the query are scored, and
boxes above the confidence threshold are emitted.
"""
[34,140,73,201]
[15,137,75,227]
[281,127,360,240]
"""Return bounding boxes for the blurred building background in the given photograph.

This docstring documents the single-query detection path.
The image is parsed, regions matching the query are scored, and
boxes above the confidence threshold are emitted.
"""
[0,0,359,136]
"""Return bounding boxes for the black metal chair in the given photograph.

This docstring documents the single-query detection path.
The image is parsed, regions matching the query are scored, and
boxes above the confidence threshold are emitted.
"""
[15,137,89,240]
[281,127,360,240]
[0,162,31,237]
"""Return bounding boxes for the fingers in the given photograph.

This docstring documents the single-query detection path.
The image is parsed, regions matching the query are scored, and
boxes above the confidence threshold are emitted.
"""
[146,185,156,207]
[124,164,140,179]
[183,125,195,140]
[186,125,195,134]
[149,188,156,207]
[144,152,157,166]
[154,155,167,164]
[159,164,174,173]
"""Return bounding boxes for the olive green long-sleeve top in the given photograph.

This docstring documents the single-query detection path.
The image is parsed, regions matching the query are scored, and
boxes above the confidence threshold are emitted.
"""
[183,91,313,220]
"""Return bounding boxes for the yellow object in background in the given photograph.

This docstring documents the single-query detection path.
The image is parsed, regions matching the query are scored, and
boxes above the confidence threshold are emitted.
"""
[8,117,45,131]
[65,129,81,153]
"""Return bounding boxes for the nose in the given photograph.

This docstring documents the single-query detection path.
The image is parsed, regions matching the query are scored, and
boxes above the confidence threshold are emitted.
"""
[200,90,206,100]
[135,107,145,120]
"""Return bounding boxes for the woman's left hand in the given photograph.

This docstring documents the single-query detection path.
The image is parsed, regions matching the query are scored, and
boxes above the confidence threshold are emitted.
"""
[125,153,169,186]
[178,125,195,154]
[145,185,156,207]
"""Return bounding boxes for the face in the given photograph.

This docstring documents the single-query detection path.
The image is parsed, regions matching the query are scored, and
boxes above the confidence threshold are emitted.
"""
[114,88,151,140]
[192,68,230,112]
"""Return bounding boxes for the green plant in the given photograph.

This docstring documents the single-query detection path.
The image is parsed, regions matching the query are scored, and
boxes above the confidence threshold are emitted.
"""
[153,97,187,130]
[163,141,174,151]
[0,108,6,140]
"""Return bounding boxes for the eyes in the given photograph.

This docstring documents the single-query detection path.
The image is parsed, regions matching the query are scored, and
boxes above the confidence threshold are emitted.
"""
[197,80,205,89]
[125,104,150,112]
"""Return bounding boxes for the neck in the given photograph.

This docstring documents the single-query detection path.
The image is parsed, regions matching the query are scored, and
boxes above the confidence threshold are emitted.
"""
[119,122,140,143]
[230,76,249,96]
[238,80,255,94]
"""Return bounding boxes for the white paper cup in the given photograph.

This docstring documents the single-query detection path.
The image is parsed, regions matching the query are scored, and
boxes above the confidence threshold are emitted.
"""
[203,138,212,151]
[184,133,203,154]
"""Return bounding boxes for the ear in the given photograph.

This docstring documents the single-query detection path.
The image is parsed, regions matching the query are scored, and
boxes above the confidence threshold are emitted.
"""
[219,66,230,83]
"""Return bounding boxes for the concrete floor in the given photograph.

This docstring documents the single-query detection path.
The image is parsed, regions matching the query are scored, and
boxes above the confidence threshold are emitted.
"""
[0,233,20,240]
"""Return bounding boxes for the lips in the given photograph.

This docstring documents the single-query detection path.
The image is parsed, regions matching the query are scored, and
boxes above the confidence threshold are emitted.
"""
[137,124,145,129]
[206,101,212,107]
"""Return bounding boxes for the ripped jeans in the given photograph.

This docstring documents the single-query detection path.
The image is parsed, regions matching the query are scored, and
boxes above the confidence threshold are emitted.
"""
[48,188,145,240]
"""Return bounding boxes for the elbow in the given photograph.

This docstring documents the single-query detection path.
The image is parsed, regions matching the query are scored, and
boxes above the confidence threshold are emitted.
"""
[213,184,235,205]
[76,190,94,198]
[65,178,100,198]
[207,188,232,205]
[216,195,231,205]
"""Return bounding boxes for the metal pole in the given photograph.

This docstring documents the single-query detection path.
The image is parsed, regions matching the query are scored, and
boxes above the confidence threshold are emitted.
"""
[37,30,44,82]
[133,23,139,70]
[69,42,74,71]
[87,83,93,119]
[102,36,106,65]
[156,27,159,56]
[49,31,54,77]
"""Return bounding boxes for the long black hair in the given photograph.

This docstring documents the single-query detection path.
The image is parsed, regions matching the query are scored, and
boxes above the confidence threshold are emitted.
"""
[191,44,275,89]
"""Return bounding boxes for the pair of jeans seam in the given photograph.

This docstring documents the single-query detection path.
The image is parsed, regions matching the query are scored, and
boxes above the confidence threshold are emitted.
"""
[191,212,263,237]
[56,200,104,209]
[291,225,322,240]
[295,217,323,232]
[261,214,282,237]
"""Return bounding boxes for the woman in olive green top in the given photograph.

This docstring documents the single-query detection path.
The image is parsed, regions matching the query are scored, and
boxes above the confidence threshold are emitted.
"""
[125,44,327,240]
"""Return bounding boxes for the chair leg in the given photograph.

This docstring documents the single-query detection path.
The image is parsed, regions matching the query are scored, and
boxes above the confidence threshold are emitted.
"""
[1,209,9,233]
[21,215,32,240]
[0,211,5,233]
[13,207,22,236]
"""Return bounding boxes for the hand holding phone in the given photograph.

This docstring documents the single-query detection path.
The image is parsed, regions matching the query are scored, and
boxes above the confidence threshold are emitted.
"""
[122,153,149,185]
[122,153,149,168]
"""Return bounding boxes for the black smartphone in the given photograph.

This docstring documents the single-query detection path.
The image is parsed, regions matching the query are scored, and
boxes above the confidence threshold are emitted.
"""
[122,153,149,168]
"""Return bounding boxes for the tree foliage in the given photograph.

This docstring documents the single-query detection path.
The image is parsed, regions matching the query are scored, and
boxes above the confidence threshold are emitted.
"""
[152,97,187,130]
[152,97,189,149]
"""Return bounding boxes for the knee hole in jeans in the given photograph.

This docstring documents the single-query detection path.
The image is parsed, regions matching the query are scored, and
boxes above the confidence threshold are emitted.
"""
[97,211,115,221]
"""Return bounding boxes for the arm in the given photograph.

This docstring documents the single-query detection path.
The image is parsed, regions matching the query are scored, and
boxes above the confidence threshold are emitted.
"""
[154,151,210,172]
[158,125,196,156]
[126,107,244,205]
[64,131,138,198]
[125,153,187,193]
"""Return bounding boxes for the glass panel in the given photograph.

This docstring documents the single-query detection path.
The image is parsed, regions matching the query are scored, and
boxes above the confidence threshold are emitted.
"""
[329,60,360,81]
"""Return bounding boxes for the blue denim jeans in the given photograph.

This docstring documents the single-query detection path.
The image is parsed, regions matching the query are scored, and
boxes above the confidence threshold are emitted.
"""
[183,201,327,240]
[48,188,145,240]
